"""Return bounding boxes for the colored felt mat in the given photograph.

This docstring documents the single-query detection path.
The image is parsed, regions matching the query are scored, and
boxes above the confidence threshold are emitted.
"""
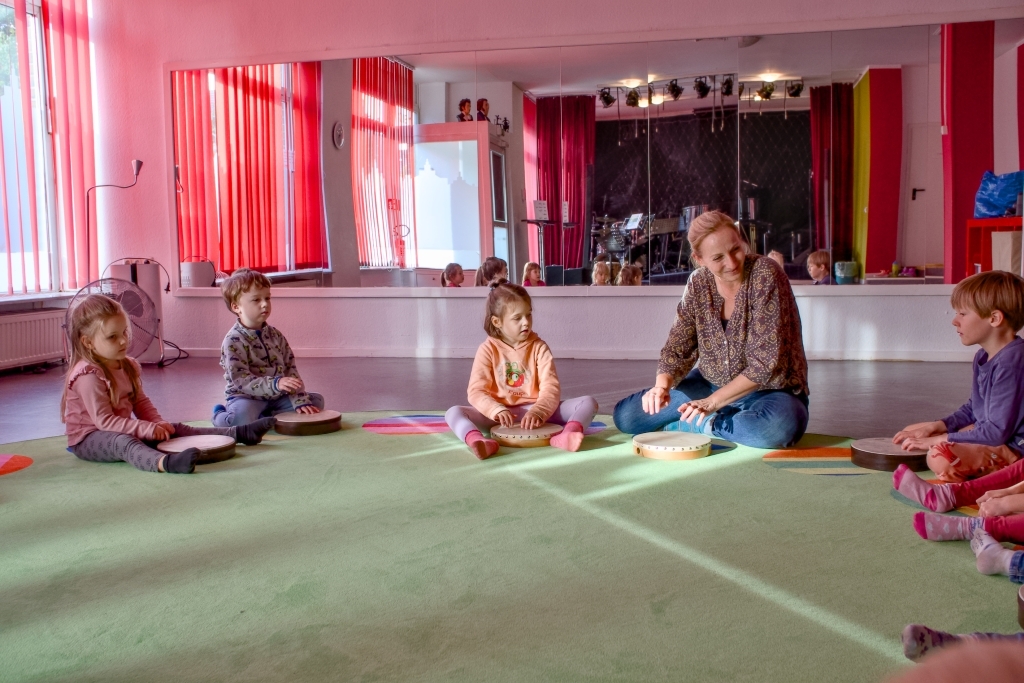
[0,454,32,476]
[361,414,607,436]
[763,435,884,476]
[1,414,1016,682]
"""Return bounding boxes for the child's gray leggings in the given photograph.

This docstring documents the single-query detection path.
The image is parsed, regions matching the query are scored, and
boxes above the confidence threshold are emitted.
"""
[70,423,233,472]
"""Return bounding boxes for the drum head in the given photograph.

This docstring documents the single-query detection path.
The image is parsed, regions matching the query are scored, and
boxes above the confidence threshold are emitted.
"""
[274,409,343,436]
[491,423,562,448]
[156,435,236,465]
[850,437,928,472]
[633,432,711,461]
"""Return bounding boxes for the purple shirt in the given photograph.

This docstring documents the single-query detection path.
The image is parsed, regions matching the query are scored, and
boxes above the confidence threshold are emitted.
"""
[943,336,1024,455]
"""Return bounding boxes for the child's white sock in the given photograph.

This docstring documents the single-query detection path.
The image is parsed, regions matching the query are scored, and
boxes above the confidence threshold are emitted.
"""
[970,528,1015,576]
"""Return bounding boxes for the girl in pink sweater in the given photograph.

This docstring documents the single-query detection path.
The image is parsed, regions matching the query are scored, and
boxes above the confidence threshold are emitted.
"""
[445,281,598,459]
[62,295,275,474]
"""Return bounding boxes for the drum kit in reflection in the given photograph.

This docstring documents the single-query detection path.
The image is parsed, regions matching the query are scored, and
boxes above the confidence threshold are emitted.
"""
[155,410,344,466]
[590,204,708,272]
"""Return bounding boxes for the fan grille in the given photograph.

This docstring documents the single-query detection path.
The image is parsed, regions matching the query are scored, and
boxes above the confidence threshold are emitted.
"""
[65,279,160,358]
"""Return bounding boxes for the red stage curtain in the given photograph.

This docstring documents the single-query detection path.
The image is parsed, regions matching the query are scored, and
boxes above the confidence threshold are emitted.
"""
[41,0,95,288]
[351,58,415,268]
[291,62,327,270]
[864,68,903,274]
[172,70,219,268]
[536,95,595,269]
[523,94,539,263]
[941,22,994,284]
[809,83,854,262]
[1018,44,1024,170]
[214,65,285,273]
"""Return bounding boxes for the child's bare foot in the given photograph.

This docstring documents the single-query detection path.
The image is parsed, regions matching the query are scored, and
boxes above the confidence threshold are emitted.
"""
[466,431,499,460]
[549,422,584,452]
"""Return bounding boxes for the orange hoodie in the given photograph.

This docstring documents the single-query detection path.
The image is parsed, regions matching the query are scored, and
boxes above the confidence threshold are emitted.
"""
[467,332,561,421]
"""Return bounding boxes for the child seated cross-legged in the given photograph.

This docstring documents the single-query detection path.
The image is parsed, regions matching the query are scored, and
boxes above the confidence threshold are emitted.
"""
[891,271,1024,483]
[445,280,598,459]
[64,295,275,474]
[212,269,324,427]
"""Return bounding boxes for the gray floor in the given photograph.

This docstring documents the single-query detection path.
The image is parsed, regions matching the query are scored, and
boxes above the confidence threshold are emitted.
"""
[0,358,973,445]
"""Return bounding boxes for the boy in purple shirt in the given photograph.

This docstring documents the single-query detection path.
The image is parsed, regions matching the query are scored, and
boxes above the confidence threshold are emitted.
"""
[892,270,1024,483]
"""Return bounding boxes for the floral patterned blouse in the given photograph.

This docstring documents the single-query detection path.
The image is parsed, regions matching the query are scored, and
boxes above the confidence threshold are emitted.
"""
[658,255,809,395]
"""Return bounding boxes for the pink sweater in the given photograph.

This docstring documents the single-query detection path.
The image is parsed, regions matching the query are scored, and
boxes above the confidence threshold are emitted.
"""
[64,359,164,446]
[466,332,561,421]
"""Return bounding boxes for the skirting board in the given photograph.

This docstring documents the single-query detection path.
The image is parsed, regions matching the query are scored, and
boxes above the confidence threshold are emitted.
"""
[183,347,976,362]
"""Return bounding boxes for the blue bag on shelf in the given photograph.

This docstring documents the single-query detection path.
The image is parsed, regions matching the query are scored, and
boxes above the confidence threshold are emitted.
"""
[974,170,1024,218]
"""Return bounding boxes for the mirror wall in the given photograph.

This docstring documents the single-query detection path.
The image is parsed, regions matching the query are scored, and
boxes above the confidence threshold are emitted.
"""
[170,20,1023,288]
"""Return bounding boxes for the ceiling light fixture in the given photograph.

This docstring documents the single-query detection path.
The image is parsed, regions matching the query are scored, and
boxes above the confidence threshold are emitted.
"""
[625,88,640,107]
[786,80,804,98]
[759,73,779,83]
[667,79,683,100]
[756,81,775,100]
[693,77,710,99]
[651,90,665,106]
[720,76,734,97]
[599,87,616,108]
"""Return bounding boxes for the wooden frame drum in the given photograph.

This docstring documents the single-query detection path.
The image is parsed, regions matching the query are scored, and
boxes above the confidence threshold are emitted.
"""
[274,410,343,436]
[156,435,236,465]
[632,432,711,460]
[850,438,928,472]
[491,423,562,448]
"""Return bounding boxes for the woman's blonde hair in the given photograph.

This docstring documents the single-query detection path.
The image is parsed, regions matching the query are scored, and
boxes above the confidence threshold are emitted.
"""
[61,294,142,421]
[687,210,746,266]
[522,261,541,283]
[483,280,531,338]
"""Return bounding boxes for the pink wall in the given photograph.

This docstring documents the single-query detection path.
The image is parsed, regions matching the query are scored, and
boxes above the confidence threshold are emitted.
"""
[88,0,1022,344]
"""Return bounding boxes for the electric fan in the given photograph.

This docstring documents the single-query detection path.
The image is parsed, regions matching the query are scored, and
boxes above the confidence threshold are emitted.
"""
[64,279,160,359]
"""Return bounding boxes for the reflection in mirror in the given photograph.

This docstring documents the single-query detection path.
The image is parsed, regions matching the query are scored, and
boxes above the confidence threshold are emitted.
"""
[643,38,739,284]
[559,43,649,285]
[736,32,829,282]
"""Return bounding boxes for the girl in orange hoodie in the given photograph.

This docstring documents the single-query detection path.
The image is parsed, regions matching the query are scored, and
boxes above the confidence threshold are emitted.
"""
[445,280,598,459]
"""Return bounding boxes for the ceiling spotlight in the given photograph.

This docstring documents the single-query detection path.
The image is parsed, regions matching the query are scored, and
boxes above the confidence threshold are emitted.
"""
[638,88,650,108]
[756,82,775,100]
[599,87,616,108]
[651,91,665,106]
[759,73,780,83]
[738,82,745,98]
[693,77,710,99]
[625,88,640,107]
[786,80,804,98]
[667,79,683,100]
[720,76,734,97]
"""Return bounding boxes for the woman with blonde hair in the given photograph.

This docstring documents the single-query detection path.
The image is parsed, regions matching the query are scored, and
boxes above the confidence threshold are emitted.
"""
[612,211,809,448]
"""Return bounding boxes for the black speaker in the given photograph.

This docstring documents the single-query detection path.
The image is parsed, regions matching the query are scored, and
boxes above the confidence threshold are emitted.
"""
[544,265,564,286]
[563,268,585,285]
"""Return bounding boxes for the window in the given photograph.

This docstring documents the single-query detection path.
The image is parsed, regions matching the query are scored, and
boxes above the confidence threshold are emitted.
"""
[172,62,327,277]
[0,1,57,296]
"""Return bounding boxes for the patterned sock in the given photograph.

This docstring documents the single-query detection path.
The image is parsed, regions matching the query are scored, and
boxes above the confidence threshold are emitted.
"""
[550,421,584,452]
[466,430,499,460]
[232,417,277,445]
[912,512,979,541]
[901,624,965,662]
[165,448,198,474]
[893,464,955,511]
[971,528,1015,576]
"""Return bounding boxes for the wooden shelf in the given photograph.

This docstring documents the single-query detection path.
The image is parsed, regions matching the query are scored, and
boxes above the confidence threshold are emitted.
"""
[966,217,1022,274]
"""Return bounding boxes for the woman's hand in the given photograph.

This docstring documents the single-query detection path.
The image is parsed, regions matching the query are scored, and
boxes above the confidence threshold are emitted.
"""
[520,412,544,430]
[893,421,945,445]
[495,410,515,428]
[642,386,671,415]
[679,397,718,425]
[979,493,1024,518]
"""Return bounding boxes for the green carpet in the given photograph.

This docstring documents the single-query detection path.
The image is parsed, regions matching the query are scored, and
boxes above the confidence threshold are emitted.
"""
[0,414,1019,682]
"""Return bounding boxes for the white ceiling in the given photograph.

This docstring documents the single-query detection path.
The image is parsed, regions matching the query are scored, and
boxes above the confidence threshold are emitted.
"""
[398,19,1024,118]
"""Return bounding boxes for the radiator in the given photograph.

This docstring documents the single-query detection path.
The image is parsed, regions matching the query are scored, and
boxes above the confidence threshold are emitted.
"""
[0,309,66,370]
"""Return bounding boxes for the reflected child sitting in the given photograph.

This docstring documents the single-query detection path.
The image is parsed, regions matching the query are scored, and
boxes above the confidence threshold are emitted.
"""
[442,263,464,287]
[592,261,611,286]
[522,261,545,287]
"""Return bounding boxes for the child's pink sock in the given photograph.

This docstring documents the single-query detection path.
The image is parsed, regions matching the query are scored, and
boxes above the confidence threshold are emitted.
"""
[549,421,584,452]
[893,464,956,512]
[466,430,499,460]
[912,511,979,541]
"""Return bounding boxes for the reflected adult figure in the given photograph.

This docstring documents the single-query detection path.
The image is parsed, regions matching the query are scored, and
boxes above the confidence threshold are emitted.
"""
[613,211,809,449]
[476,98,490,122]
[456,98,473,122]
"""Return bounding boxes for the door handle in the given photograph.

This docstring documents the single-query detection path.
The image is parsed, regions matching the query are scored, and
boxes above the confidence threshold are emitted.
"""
[912,188,925,200]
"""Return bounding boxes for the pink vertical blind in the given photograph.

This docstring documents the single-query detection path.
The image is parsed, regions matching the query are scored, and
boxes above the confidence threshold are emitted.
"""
[42,0,96,289]
[351,57,415,268]
[172,62,326,275]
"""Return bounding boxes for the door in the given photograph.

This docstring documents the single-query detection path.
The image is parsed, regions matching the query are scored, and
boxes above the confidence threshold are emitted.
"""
[490,148,512,273]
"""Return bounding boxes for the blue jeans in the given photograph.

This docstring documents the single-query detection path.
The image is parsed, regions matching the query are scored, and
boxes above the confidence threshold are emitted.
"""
[613,369,809,449]
[213,393,325,428]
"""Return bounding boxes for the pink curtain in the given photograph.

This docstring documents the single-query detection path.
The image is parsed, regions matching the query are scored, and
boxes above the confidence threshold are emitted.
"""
[536,95,595,269]
[173,70,219,267]
[523,94,539,263]
[291,62,327,270]
[809,83,854,261]
[41,0,95,289]
[351,58,415,268]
